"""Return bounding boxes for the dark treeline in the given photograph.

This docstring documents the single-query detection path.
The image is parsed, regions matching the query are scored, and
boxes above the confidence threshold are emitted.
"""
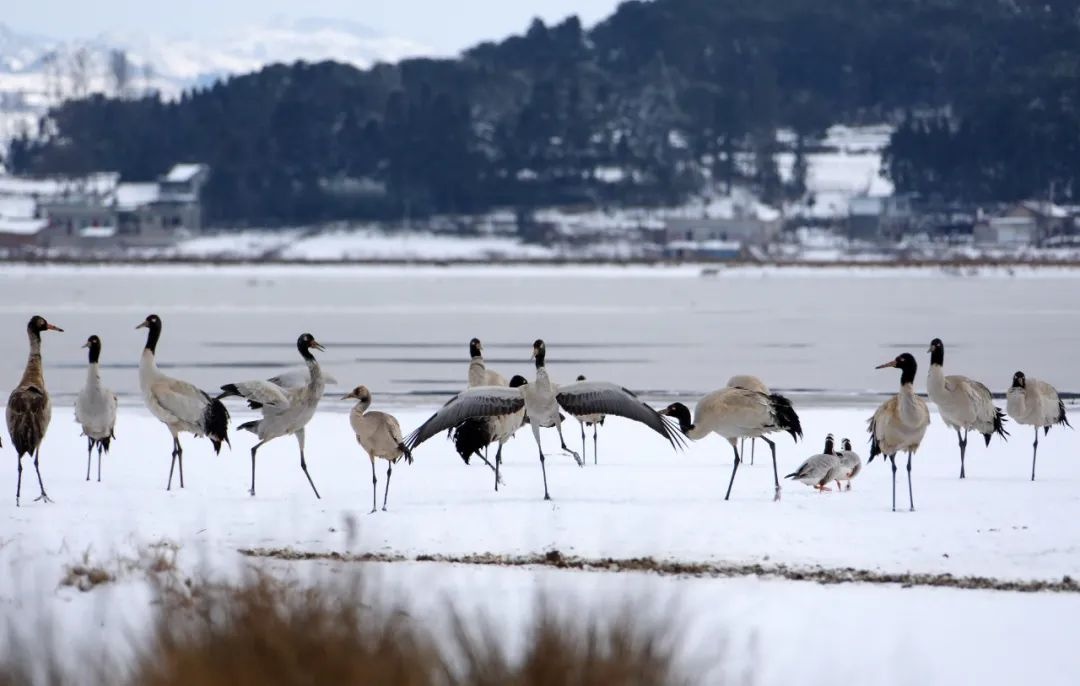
[6,0,1080,225]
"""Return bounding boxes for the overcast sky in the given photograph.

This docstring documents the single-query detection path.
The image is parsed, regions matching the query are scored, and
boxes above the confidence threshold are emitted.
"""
[6,0,626,54]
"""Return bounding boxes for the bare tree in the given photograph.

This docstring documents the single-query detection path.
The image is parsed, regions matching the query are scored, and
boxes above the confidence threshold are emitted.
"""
[109,49,131,97]
[42,52,66,101]
[68,47,91,98]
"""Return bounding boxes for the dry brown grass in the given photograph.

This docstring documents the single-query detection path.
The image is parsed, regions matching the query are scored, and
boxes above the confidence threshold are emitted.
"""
[2,552,698,686]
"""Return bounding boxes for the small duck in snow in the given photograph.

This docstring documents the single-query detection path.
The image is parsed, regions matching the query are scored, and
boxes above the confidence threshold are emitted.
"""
[785,433,844,491]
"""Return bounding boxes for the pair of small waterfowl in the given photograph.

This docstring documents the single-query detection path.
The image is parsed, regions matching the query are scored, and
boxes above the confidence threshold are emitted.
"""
[785,434,863,492]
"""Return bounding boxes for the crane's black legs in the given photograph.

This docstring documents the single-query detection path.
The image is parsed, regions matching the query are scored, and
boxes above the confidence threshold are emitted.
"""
[15,454,22,507]
[33,448,51,503]
[593,424,599,465]
[724,442,742,500]
[382,462,393,511]
[369,455,378,513]
[906,450,915,511]
[299,450,320,499]
[471,449,501,480]
[97,443,103,483]
[296,430,321,499]
[957,428,968,479]
[763,436,780,502]
[167,436,184,490]
[556,422,584,467]
[249,440,269,496]
[888,454,897,512]
[531,424,550,500]
[494,442,504,491]
[86,437,93,481]
[1031,426,1039,481]
[751,438,757,466]
[580,422,587,466]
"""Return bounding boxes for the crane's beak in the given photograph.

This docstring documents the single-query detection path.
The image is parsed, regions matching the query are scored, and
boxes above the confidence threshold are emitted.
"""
[341,392,356,400]
[311,341,326,352]
[530,348,537,360]
[875,359,898,369]
[135,320,148,330]
[926,344,934,353]
[81,341,90,349]
[46,323,63,332]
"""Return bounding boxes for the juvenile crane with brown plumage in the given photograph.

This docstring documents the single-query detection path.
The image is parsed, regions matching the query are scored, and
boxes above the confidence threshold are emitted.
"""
[6,315,63,506]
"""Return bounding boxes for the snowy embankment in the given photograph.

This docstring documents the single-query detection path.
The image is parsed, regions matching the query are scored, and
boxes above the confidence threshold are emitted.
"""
[3,401,1080,683]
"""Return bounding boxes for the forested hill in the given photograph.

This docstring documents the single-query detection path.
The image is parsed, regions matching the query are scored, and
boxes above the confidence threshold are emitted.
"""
[6,0,1080,225]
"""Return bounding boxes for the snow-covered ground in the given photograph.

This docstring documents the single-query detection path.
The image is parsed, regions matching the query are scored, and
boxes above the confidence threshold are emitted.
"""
[3,402,1079,682]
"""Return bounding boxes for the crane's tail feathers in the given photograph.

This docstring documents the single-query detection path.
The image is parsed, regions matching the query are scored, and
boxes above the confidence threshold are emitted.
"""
[984,406,1009,446]
[866,416,881,463]
[204,398,231,454]
[450,417,492,465]
[769,393,803,441]
[398,442,414,465]
[1057,400,1071,429]
[783,471,799,480]
[238,419,260,433]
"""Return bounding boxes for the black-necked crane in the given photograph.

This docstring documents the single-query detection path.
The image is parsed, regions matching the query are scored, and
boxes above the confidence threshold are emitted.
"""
[343,385,414,513]
[136,314,230,490]
[217,333,327,498]
[1007,371,1071,481]
[926,338,1008,479]
[407,339,684,500]
[75,335,118,482]
[6,315,62,506]
[657,387,802,501]
[868,353,930,512]
[450,374,528,490]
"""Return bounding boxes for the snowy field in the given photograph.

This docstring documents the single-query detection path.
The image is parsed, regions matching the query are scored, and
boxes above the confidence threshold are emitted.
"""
[2,402,1079,683]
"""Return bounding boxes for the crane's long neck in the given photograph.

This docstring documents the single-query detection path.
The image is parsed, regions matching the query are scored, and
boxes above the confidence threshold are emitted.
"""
[20,329,44,388]
[300,346,323,384]
[468,358,486,387]
[85,341,102,384]
[140,326,161,386]
[898,382,923,424]
[926,364,947,397]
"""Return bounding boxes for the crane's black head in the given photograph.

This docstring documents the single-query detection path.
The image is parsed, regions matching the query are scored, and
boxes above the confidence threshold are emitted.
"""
[927,338,945,366]
[136,314,162,353]
[657,402,692,434]
[469,337,483,359]
[28,315,63,336]
[297,333,325,360]
[576,374,586,382]
[83,335,102,363]
[509,374,528,388]
[1012,371,1026,389]
[841,438,853,451]
[823,433,835,454]
[531,339,546,368]
[876,352,918,386]
[342,385,372,404]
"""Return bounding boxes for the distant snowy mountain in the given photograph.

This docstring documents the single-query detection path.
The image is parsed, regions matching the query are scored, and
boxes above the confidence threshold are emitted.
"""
[0,18,432,151]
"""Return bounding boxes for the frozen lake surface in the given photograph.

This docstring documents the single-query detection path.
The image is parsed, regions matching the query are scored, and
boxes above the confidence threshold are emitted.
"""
[2,264,1079,408]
